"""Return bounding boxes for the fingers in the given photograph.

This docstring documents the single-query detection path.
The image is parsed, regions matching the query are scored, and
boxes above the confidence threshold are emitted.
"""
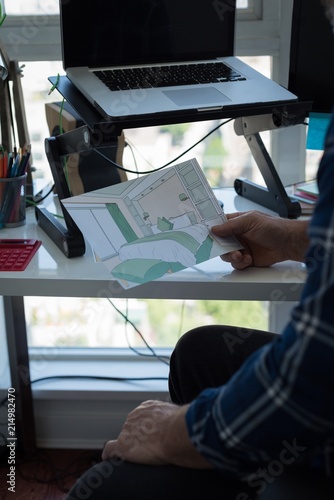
[101,400,174,463]
[212,210,266,238]
[221,250,253,270]
[102,440,120,461]
[214,213,253,269]
[225,211,247,221]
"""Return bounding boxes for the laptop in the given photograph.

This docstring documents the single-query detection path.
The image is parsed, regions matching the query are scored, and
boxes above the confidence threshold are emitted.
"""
[60,0,297,121]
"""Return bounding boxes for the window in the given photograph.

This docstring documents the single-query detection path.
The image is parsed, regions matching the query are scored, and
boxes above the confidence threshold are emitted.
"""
[1,0,274,185]
[25,297,269,349]
[4,0,59,15]
[1,0,298,352]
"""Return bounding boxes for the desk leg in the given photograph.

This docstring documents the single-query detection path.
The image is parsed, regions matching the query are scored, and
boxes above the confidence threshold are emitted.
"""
[4,296,36,455]
[269,301,296,334]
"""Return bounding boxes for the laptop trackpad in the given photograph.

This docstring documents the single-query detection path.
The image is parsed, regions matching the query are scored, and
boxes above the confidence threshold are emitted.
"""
[163,87,230,106]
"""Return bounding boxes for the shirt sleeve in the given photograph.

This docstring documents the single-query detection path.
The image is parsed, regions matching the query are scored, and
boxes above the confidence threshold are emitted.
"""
[185,115,334,479]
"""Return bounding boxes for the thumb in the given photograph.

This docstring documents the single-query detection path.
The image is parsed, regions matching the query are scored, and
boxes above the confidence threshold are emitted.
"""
[211,219,241,239]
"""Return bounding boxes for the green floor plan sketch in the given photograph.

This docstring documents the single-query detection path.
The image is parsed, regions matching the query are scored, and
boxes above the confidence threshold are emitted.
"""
[62,158,242,288]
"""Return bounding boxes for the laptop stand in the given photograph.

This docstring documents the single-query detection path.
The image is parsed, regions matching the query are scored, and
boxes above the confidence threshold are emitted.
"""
[35,76,128,257]
[233,108,311,219]
[37,75,311,258]
[36,124,121,257]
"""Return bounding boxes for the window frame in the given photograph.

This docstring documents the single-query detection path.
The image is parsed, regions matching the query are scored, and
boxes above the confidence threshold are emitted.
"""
[1,0,305,186]
[1,0,306,216]
[0,0,306,360]
[238,0,262,20]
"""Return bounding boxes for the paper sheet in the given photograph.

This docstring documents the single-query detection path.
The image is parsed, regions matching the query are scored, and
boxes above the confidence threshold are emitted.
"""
[63,158,242,289]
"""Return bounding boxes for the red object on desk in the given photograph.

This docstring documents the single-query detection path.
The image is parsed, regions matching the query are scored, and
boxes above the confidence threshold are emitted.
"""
[0,239,42,271]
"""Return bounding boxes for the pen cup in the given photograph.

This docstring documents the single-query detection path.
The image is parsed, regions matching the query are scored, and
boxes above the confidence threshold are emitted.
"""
[0,174,26,228]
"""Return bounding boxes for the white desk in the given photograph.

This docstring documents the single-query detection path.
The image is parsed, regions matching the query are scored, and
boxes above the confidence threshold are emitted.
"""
[0,188,306,299]
[0,188,307,454]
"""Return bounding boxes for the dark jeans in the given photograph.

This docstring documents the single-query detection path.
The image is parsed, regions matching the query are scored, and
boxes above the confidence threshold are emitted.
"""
[168,325,275,404]
[66,326,333,499]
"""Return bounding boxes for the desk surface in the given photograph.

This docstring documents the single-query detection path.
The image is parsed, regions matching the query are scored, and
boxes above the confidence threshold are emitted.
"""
[0,189,306,300]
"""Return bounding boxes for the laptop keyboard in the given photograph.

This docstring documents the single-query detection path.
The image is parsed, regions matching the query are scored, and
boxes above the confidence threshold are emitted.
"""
[94,62,246,91]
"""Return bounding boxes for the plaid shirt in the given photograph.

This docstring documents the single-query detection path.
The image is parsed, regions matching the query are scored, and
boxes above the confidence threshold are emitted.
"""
[186,114,334,485]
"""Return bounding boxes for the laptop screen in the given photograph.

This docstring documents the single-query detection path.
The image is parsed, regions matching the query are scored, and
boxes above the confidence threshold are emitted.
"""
[60,0,236,69]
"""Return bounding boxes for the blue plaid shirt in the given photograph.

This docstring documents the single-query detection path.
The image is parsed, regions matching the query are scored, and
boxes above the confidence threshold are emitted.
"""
[186,114,334,485]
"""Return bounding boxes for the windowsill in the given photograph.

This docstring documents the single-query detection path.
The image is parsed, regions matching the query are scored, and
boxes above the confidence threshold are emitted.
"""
[29,347,170,399]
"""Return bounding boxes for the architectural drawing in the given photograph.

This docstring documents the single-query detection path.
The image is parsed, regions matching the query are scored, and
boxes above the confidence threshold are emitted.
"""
[62,158,242,288]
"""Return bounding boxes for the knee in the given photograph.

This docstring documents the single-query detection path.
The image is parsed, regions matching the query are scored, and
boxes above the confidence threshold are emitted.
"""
[172,325,229,366]
[172,326,209,358]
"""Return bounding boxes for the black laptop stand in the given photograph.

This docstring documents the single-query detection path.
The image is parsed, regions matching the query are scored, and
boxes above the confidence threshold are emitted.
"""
[36,77,125,257]
[233,111,309,219]
[36,75,312,257]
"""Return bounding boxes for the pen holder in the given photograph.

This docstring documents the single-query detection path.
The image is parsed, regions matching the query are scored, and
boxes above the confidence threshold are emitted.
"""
[0,174,26,228]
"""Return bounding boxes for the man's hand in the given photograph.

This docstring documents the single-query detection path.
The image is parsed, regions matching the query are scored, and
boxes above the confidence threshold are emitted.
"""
[213,210,309,270]
[102,400,211,469]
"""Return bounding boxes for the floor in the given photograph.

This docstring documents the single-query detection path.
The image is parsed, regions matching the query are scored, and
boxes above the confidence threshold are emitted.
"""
[0,448,101,500]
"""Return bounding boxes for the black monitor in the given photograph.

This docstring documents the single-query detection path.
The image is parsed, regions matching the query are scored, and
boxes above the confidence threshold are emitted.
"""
[289,0,334,115]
